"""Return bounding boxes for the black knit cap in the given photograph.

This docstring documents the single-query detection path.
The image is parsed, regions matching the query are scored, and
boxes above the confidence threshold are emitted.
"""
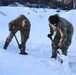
[49,15,59,24]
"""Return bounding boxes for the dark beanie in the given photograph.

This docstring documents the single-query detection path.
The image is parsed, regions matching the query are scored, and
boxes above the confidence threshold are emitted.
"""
[49,15,59,24]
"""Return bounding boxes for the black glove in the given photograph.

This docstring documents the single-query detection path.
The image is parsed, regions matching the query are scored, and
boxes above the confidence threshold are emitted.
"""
[18,44,22,49]
[9,27,13,32]
[47,34,53,40]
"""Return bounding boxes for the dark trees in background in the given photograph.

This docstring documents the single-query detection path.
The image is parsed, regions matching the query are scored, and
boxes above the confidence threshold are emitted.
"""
[0,0,51,6]
[0,0,74,10]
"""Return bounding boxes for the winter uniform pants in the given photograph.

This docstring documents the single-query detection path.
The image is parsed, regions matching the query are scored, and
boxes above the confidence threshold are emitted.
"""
[5,29,28,52]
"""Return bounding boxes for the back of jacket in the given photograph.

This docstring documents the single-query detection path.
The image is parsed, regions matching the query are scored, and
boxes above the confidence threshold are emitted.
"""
[9,14,31,31]
[57,17,74,47]
[57,17,73,35]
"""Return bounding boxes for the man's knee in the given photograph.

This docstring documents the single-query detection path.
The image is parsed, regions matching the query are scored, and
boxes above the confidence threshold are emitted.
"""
[61,46,68,55]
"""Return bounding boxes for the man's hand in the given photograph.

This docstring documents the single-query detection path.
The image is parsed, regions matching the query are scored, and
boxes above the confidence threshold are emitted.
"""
[47,34,53,40]
[9,27,13,33]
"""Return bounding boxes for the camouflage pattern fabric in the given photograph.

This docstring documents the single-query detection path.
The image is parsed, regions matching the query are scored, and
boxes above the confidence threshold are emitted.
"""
[49,15,74,57]
[5,14,31,52]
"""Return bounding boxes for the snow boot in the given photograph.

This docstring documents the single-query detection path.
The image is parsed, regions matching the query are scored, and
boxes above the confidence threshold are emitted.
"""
[19,47,28,55]
[19,45,28,55]
[19,51,28,55]
[3,42,9,50]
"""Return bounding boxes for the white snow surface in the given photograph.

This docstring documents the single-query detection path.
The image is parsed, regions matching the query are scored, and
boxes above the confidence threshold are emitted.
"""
[0,6,76,75]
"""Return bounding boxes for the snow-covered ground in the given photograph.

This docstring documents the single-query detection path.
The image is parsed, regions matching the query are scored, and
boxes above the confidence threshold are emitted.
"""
[0,6,76,75]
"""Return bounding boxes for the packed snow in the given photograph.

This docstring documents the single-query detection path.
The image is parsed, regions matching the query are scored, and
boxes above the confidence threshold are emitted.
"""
[0,6,76,75]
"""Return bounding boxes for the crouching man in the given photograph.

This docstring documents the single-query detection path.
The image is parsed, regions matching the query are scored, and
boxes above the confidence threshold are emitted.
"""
[3,14,31,55]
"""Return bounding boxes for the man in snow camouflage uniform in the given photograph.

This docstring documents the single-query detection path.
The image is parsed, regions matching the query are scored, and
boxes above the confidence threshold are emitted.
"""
[3,14,31,55]
[47,14,74,58]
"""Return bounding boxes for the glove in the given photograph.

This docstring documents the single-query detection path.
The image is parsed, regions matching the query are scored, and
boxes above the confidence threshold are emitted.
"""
[47,34,52,40]
[9,27,13,32]
[18,44,22,49]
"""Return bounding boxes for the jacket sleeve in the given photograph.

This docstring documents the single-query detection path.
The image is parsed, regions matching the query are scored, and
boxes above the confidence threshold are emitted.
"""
[58,27,67,47]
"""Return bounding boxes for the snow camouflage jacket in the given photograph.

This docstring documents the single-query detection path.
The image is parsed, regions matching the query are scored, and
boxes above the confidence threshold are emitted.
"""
[8,14,31,38]
[49,15,74,48]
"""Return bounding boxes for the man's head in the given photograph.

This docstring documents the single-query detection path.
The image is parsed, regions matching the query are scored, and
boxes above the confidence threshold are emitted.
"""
[48,14,59,25]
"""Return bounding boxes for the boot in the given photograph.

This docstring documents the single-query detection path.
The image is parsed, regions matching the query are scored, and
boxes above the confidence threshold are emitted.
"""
[3,42,9,50]
[19,47,28,55]
[19,51,28,55]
